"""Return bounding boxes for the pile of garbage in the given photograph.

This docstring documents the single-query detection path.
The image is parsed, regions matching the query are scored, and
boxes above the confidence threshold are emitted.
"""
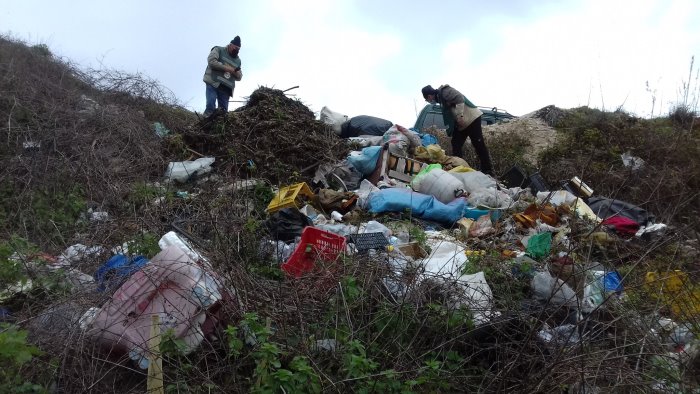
[2,38,699,389]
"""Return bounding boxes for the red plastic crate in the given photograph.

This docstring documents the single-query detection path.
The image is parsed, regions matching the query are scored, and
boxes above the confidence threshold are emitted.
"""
[282,227,346,277]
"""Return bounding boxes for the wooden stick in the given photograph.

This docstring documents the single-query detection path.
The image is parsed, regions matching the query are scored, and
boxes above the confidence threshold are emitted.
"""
[147,314,164,394]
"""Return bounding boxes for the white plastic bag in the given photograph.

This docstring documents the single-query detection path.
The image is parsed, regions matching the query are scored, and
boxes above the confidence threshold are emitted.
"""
[361,220,392,237]
[320,106,349,135]
[531,271,577,306]
[466,187,512,209]
[165,157,215,183]
[412,168,464,203]
[450,171,497,193]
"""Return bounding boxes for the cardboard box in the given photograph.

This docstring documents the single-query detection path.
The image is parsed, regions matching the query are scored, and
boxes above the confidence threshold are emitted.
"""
[398,242,428,259]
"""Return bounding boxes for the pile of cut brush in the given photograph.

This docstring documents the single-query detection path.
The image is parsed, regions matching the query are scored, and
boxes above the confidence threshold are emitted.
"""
[182,87,350,184]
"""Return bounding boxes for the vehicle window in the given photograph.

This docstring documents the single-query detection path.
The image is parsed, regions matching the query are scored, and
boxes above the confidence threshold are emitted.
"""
[424,112,445,130]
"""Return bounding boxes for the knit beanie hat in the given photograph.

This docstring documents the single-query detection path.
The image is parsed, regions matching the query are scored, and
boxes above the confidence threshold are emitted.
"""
[421,85,436,99]
[231,36,241,47]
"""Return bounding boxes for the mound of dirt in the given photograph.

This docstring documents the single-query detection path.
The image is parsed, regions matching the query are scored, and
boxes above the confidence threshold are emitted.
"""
[484,116,561,166]
[181,87,350,184]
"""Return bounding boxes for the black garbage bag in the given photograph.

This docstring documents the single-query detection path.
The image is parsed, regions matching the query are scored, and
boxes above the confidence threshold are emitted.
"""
[587,196,655,226]
[340,115,393,138]
[264,208,313,242]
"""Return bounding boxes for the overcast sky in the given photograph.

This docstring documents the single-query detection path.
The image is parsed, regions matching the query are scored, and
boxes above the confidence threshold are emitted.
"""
[2,0,698,126]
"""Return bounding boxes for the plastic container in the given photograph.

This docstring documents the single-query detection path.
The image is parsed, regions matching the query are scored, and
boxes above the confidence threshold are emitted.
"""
[529,172,549,194]
[347,232,390,253]
[266,183,315,214]
[502,165,530,189]
[463,205,490,220]
[282,227,346,277]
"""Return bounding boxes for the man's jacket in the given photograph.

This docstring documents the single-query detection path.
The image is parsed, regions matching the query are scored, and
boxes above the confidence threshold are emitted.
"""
[203,46,242,91]
[437,84,482,136]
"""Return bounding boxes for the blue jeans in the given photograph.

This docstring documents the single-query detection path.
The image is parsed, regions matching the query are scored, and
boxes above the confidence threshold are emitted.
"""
[205,84,230,115]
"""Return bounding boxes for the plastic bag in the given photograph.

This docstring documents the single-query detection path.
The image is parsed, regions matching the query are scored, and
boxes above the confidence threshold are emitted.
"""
[340,115,392,138]
[383,125,410,156]
[420,133,438,146]
[264,208,313,242]
[531,271,577,306]
[414,144,447,163]
[466,187,512,209]
[347,146,382,175]
[165,157,215,183]
[367,188,466,224]
[450,171,496,192]
[527,232,552,260]
[441,156,471,171]
[412,167,464,204]
[361,220,392,237]
[397,124,422,151]
[320,106,349,135]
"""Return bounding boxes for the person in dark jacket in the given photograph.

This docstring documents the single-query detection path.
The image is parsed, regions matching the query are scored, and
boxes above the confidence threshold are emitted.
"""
[202,36,243,117]
[421,84,493,175]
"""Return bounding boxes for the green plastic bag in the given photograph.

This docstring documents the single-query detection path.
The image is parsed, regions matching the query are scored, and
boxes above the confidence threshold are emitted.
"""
[527,232,552,260]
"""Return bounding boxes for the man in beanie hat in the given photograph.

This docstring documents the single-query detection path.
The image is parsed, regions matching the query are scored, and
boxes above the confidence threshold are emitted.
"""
[421,84,493,175]
[202,36,243,117]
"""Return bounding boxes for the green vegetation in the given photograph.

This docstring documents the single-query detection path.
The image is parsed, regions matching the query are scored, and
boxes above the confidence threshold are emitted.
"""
[0,324,45,393]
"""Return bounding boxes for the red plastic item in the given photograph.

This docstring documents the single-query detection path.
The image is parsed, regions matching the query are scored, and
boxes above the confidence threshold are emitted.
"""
[282,227,346,277]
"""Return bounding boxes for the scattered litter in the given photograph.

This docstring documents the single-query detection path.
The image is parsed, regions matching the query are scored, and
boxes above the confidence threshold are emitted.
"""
[281,227,346,277]
[22,141,41,150]
[94,254,149,292]
[83,245,233,369]
[165,157,215,183]
[58,244,107,266]
[319,106,349,135]
[537,324,580,347]
[621,151,645,171]
[153,122,171,138]
[531,271,577,307]
[266,182,314,214]
[636,223,668,237]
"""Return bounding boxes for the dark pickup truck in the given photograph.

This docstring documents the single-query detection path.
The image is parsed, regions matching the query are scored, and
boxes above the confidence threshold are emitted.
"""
[413,103,516,132]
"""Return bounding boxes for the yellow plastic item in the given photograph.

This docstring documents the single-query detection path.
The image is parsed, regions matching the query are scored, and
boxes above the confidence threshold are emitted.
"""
[266,182,315,214]
[448,165,475,173]
[645,271,700,319]
[414,144,447,163]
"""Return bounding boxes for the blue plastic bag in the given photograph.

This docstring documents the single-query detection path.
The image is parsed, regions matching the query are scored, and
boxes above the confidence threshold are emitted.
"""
[420,133,438,146]
[347,146,382,175]
[95,254,149,292]
[367,188,465,224]
[603,271,623,293]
